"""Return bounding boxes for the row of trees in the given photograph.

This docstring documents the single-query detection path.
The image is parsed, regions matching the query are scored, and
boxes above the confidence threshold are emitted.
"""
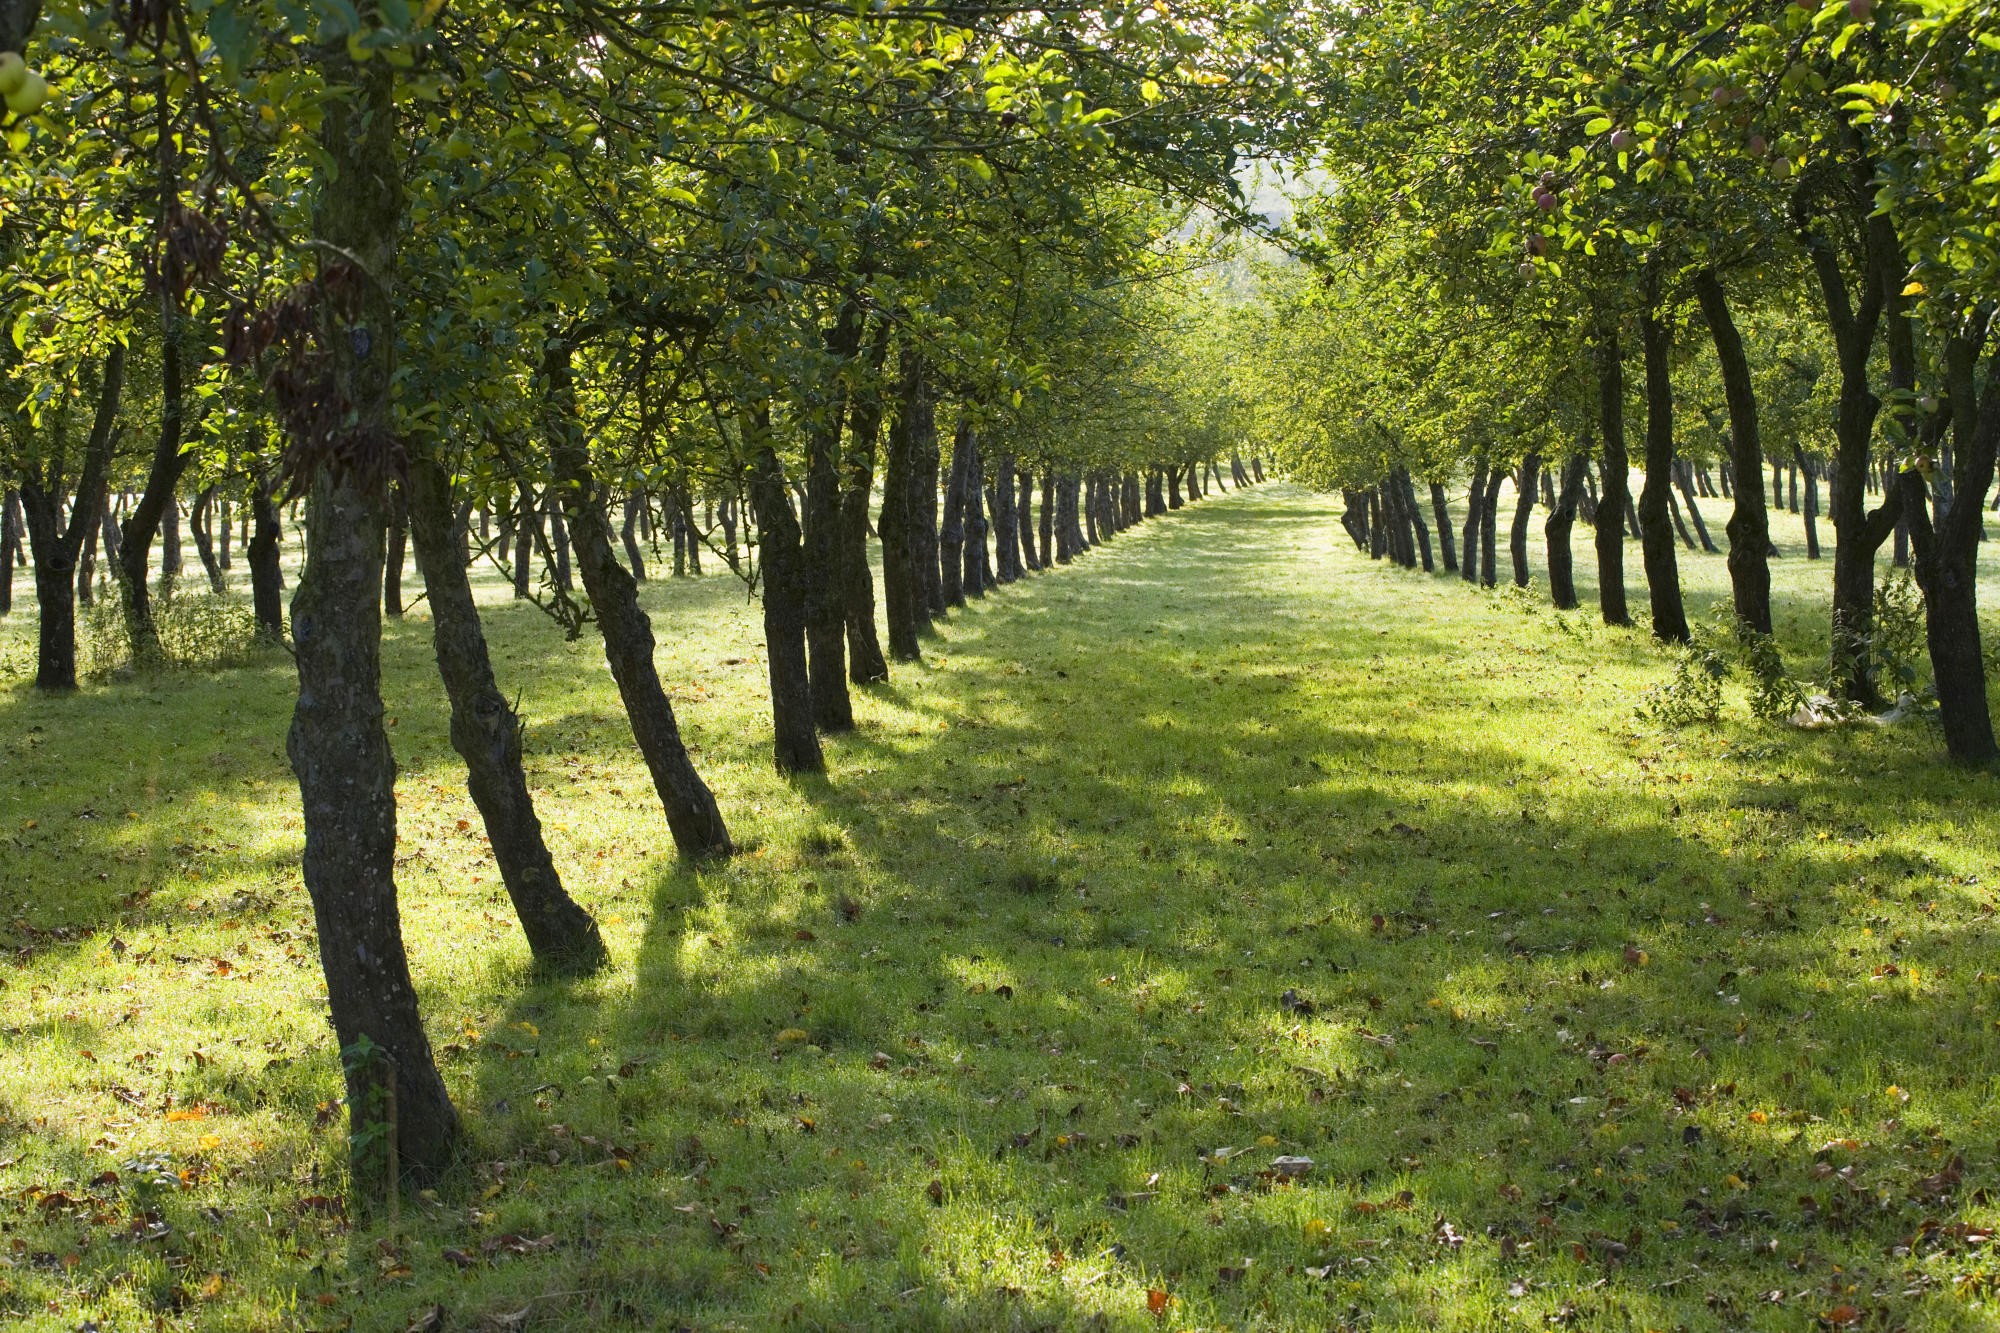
[1246,0,2000,766]
[0,0,1277,1195]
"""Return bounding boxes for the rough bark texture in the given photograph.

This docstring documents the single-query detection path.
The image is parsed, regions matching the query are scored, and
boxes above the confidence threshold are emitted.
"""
[1479,465,1504,588]
[939,418,972,606]
[1693,271,1773,634]
[746,421,825,774]
[1461,459,1486,586]
[880,353,926,661]
[405,446,608,972]
[545,342,733,857]
[289,47,460,1195]
[1509,453,1540,588]
[1638,307,1689,644]
[961,433,988,597]
[249,483,284,638]
[914,405,945,618]
[840,327,892,684]
[1902,332,2000,764]
[1594,327,1633,626]
[17,344,123,690]
[993,453,1021,583]
[1804,197,1903,702]
[1673,459,1719,553]
[1547,453,1587,610]
[382,484,407,617]
[621,494,647,582]
[803,304,861,733]
[1430,482,1457,573]
[0,489,18,615]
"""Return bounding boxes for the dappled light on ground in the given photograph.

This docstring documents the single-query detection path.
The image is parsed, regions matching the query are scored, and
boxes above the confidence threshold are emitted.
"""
[4,486,2000,1330]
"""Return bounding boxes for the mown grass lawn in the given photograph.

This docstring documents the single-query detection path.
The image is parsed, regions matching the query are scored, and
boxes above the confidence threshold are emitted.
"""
[4,483,2000,1331]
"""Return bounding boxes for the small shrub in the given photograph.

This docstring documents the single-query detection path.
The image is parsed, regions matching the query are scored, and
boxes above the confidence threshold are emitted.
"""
[1870,569,1929,700]
[1637,636,1728,727]
[79,591,270,680]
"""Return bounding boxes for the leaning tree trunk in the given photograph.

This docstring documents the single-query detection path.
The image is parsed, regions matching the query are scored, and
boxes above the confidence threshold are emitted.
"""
[1167,466,1183,509]
[544,340,733,857]
[1638,306,1689,643]
[405,444,608,973]
[191,485,226,594]
[1546,453,1587,610]
[1509,452,1541,589]
[621,494,648,582]
[1593,326,1633,626]
[1693,271,1772,635]
[1399,469,1433,572]
[1430,482,1457,573]
[288,42,460,1197]
[117,299,191,663]
[746,418,825,775]
[1672,459,1719,553]
[1017,468,1040,571]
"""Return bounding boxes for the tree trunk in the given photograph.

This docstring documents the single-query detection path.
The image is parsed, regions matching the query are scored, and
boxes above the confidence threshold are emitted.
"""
[1429,481,1457,573]
[803,303,861,735]
[544,340,733,857]
[382,483,407,618]
[914,403,945,619]
[18,344,123,689]
[1638,305,1689,644]
[961,433,988,597]
[621,494,647,582]
[1509,452,1540,588]
[1400,469,1433,572]
[1901,332,2000,764]
[1667,487,1696,550]
[1594,326,1633,626]
[1479,464,1504,588]
[512,484,534,599]
[250,483,284,638]
[405,444,608,973]
[993,453,1020,583]
[1017,468,1040,571]
[746,415,825,774]
[1805,201,1904,703]
[840,344,891,685]
[1461,459,1486,586]
[0,488,17,615]
[1547,453,1587,610]
[939,417,971,607]
[1798,449,1822,559]
[75,489,99,607]
[880,352,927,661]
[1167,466,1183,509]
[549,505,572,593]
[191,485,226,594]
[1693,271,1773,633]
[1672,459,1719,553]
[289,44,460,1197]
[1039,471,1056,564]
[117,301,191,663]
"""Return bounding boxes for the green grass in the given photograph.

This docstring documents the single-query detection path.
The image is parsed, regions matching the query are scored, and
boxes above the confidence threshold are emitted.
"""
[5,484,2000,1331]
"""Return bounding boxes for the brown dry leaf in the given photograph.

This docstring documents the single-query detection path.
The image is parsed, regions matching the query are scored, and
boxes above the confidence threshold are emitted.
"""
[1146,1288,1172,1318]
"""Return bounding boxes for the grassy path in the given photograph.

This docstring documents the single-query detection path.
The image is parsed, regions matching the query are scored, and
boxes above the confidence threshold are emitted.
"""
[4,485,2000,1330]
